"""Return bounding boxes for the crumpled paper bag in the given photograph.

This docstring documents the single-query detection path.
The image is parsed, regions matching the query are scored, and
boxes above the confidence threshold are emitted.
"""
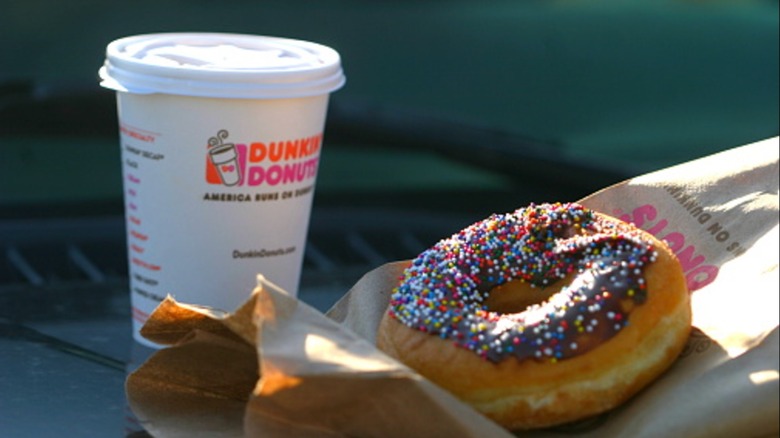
[127,137,779,438]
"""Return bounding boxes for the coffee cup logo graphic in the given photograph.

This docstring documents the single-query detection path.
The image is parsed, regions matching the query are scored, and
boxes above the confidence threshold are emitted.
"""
[208,130,242,186]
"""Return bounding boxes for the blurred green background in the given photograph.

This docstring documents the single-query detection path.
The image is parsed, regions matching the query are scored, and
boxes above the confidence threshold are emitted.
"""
[1,0,778,214]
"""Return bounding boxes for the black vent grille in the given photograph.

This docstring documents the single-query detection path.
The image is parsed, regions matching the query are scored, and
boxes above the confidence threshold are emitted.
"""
[0,208,473,317]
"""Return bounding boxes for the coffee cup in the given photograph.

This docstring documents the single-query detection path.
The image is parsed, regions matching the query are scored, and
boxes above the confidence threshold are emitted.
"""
[99,33,345,346]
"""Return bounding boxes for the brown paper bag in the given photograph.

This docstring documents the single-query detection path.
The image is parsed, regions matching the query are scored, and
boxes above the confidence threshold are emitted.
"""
[127,137,779,437]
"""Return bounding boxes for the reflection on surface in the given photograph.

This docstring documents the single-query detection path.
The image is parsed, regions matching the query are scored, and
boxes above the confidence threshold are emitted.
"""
[749,369,779,386]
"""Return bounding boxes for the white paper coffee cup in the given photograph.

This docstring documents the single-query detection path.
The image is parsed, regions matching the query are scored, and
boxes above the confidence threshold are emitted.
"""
[99,33,345,346]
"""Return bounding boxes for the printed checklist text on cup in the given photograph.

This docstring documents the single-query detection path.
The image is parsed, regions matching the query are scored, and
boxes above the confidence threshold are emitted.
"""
[121,123,167,317]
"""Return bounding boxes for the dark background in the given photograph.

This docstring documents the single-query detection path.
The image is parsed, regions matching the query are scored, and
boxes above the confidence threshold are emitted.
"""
[2,0,778,216]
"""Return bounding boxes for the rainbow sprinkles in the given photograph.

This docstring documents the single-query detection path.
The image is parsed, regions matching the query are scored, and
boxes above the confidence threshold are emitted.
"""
[387,202,658,363]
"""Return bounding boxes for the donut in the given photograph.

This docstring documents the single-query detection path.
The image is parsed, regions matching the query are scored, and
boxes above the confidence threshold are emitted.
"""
[376,202,691,430]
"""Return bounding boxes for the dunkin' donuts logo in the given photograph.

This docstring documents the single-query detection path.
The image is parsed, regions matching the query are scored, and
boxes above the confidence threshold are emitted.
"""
[205,129,321,187]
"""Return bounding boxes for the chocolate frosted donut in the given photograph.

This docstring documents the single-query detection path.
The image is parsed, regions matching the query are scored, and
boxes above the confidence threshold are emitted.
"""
[377,202,691,430]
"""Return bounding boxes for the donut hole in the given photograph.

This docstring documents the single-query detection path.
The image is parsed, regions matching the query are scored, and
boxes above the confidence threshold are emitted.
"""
[484,274,576,314]
[484,272,639,316]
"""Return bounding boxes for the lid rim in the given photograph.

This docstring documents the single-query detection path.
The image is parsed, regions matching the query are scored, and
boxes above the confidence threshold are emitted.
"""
[99,32,345,99]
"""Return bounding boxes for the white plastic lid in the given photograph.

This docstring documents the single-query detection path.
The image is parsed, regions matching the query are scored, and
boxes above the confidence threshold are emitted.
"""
[99,33,345,99]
